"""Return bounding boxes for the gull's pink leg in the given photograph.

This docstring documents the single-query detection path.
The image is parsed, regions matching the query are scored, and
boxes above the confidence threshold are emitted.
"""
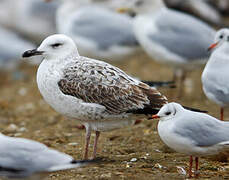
[220,107,224,121]
[92,131,100,159]
[189,156,193,178]
[76,124,85,129]
[195,157,199,178]
[178,71,186,98]
[84,127,91,160]
[134,120,142,125]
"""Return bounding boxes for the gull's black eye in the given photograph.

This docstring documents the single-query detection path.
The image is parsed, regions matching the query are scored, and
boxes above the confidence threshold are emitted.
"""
[219,35,224,39]
[51,43,62,48]
[165,112,171,116]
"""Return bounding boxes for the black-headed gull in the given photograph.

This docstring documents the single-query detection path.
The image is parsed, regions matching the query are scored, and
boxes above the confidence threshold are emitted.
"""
[202,28,229,120]
[0,133,95,179]
[22,34,168,159]
[117,0,216,97]
[152,102,229,178]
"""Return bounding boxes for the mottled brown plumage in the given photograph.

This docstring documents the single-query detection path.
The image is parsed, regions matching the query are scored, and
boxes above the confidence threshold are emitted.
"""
[58,58,167,115]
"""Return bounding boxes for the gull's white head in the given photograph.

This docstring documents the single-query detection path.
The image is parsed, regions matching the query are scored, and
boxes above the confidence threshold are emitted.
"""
[208,28,229,51]
[22,34,79,60]
[152,102,184,121]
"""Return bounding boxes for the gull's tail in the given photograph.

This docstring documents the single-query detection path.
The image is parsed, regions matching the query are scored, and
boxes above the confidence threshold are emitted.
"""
[47,159,99,172]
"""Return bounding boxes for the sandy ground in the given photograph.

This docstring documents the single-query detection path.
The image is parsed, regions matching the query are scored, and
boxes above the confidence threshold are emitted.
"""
[1,53,229,180]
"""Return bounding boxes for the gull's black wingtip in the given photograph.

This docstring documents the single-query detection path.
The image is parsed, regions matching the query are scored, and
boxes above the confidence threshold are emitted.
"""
[71,158,102,164]
[183,106,208,113]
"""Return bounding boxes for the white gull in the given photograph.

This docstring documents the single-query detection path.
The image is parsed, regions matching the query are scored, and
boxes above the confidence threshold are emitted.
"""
[118,0,216,96]
[0,133,94,179]
[152,102,229,178]
[202,28,229,120]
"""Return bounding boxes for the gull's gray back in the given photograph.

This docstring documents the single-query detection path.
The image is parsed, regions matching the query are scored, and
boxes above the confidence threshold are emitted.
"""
[148,9,215,61]
[174,111,229,147]
[0,135,73,178]
[70,6,138,50]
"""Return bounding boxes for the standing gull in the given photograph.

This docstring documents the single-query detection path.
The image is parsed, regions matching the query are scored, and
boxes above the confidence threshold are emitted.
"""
[0,133,94,179]
[202,28,229,120]
[118,0,215,96]
[22,34,167,159]
[152,102,229,178]
[55,0,140,61]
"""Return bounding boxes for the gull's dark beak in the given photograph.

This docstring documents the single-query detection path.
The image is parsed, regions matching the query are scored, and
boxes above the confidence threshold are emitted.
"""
[22,49,44,58]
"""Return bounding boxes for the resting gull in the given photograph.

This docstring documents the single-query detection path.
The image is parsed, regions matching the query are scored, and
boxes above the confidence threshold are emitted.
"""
[0,133,94,179]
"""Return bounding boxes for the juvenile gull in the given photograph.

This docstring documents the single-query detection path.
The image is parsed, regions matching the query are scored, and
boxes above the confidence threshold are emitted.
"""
[202,28,229,120]
[118,0,216,96]
[152,102,229,178]
[22,34,167,159]
[56,0,140,61]
[0,133,94,179]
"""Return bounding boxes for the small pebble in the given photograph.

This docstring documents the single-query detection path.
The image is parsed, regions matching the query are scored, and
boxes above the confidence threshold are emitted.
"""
[5,124,18,133]
[130,158,137,162]
[100,173,112,178]
[68,142,78,146]
[154,163,163,169]
[177,166,186,175]
[18,88,27,96]
[14,133,22,137]
[18,127,27,132]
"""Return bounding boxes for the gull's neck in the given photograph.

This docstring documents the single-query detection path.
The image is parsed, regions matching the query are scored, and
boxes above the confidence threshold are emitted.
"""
[44,50,80,63]
[216,43,229,55]
[207,43,229,66]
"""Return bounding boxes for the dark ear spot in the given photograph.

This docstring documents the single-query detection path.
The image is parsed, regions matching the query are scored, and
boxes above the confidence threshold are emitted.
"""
[165,112,171,115]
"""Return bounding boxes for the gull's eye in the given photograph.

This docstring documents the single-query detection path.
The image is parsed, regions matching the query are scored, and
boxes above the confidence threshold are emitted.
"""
[51,43,63,48]
[165,112,171,116]
[219,35,224,39]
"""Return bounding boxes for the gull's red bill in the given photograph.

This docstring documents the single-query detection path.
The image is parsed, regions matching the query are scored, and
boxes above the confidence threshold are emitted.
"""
[152,115,160,119]
[207,42,218,51]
